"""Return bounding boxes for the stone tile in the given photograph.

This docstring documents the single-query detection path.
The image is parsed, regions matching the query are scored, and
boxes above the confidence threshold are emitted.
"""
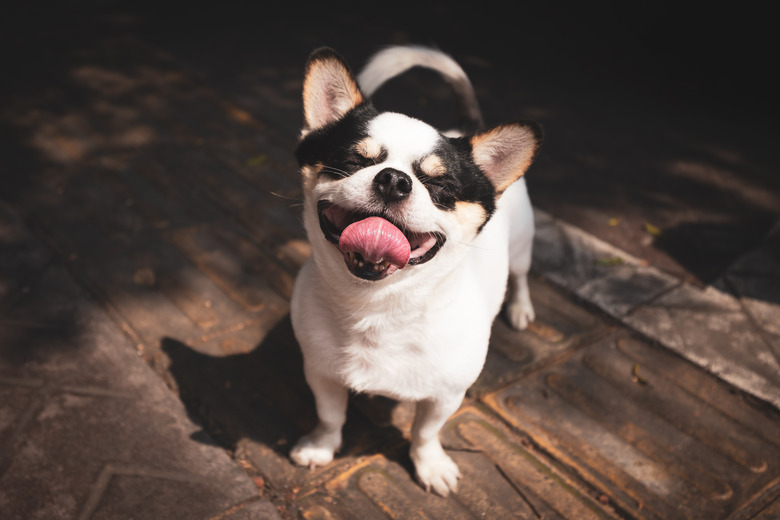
[72,229,292,360]
[624,283,780,409]
[6,20,780,520]
[219,499,284,520]
[533,207,780,409]
[79,239,241,353]
[576,265,679,318]
[533,208,640,290]
[532,208,680,319]
[753,497,780,519]
[290,404,618,519]
[0,267,132,389]
[472,274,609,396]
[158,322,312,491]
[0,266,269,519]
[718,228,780,367]
[171,222,295,306]
[442,407,617,519]
[483,333,780,520]
[87,467,279,520]
[291,443,608,520]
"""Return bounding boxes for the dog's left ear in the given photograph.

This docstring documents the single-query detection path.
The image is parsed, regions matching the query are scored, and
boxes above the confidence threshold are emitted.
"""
[302,48,365,134]
[470,122,542,195]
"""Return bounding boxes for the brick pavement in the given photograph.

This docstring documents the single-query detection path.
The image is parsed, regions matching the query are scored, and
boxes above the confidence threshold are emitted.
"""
[0,206,279,519]
[2,7,780,520]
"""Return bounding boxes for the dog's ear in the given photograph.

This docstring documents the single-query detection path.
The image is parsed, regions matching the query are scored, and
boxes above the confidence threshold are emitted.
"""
[470,122,542,194]
[302,48,364,133]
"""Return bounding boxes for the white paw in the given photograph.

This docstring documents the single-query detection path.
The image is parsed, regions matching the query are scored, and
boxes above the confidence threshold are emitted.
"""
[290,431,340,469]
[505,300,535,330]
[413,449,461,496]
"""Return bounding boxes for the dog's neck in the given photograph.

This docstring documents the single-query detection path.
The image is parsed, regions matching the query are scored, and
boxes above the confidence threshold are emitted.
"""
[314,258,459,326]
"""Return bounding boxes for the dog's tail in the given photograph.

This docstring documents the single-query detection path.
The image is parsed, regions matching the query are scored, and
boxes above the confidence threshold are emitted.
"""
[357,45,484,133]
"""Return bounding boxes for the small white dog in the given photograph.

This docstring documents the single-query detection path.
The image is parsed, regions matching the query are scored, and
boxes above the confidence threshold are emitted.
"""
[289,45,541,496]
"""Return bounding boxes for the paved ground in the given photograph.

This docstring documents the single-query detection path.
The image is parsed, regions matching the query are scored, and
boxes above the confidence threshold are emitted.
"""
[2,3,779,519]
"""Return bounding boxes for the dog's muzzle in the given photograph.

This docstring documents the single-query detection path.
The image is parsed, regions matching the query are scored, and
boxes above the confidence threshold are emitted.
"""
[317,200,445,281]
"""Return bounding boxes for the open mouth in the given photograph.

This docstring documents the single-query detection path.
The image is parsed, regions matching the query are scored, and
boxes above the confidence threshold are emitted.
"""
[317,200,445,281]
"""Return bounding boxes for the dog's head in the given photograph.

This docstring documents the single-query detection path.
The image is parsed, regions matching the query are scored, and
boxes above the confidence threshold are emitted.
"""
[295,48,541,283]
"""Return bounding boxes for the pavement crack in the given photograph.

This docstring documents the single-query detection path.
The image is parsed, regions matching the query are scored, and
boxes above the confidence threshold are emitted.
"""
[493,463,543,519]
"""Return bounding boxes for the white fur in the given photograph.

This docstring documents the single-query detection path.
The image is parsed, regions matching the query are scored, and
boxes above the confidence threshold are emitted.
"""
[358,45,470,98]
[357,45,483,129]
[290,46,536,496]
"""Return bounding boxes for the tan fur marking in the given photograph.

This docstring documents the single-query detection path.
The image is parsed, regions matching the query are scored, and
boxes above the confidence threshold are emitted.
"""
[301,163,323,192]
[355,137,382,159]
[454,201,487,234]
[471,125,538,194]
[303,56,364,131]
[420,154,447,177]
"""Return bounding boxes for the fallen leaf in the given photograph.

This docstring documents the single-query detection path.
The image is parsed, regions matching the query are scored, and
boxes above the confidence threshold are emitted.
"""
[596,256,624,266]
[643,222,662,236]
[247,153,268,166]
[631,363,648,385]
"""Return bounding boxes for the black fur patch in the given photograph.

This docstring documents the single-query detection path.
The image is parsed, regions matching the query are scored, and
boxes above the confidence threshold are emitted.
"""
[296,104,383,178]
[296,104,497,226]
[414,138,496,220]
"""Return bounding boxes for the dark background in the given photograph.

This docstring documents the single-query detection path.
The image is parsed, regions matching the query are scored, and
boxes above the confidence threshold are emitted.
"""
[3,1,778,284]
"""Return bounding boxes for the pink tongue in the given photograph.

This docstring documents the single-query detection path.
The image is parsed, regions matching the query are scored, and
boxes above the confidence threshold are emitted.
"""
[339,216,411,268]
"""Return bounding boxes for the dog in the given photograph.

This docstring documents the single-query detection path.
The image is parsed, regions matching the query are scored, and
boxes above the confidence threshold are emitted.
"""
[289,45,542,496]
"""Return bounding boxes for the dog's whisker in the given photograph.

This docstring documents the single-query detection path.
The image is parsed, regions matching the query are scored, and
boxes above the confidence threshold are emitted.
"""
[269,190,302,201]
[321,165,350,178]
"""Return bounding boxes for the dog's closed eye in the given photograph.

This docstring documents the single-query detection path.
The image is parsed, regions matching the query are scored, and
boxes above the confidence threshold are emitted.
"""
[355,137,387,162]
[419,154,447,177]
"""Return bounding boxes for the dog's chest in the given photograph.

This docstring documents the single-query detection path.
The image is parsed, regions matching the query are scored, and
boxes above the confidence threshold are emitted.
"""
[339,335,443,400]
[334,308,486,401]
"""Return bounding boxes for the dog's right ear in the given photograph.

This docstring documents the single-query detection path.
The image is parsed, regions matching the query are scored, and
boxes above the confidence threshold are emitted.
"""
[470,121,543,195]
[302,48,365,135]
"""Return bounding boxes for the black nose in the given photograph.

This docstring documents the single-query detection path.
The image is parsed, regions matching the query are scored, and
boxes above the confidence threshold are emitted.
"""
[373,168,412,203]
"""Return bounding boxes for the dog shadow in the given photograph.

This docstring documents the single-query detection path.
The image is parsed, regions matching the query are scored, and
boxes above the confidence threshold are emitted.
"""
[161,315,413,477]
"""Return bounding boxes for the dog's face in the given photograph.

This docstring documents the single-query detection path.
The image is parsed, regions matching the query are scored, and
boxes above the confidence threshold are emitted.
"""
[295,49,541,283]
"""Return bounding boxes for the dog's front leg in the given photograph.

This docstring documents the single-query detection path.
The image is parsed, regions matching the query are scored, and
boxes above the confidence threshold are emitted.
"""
[291,371,348,469]
[410,392,464,496]
[506,269,535,330]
